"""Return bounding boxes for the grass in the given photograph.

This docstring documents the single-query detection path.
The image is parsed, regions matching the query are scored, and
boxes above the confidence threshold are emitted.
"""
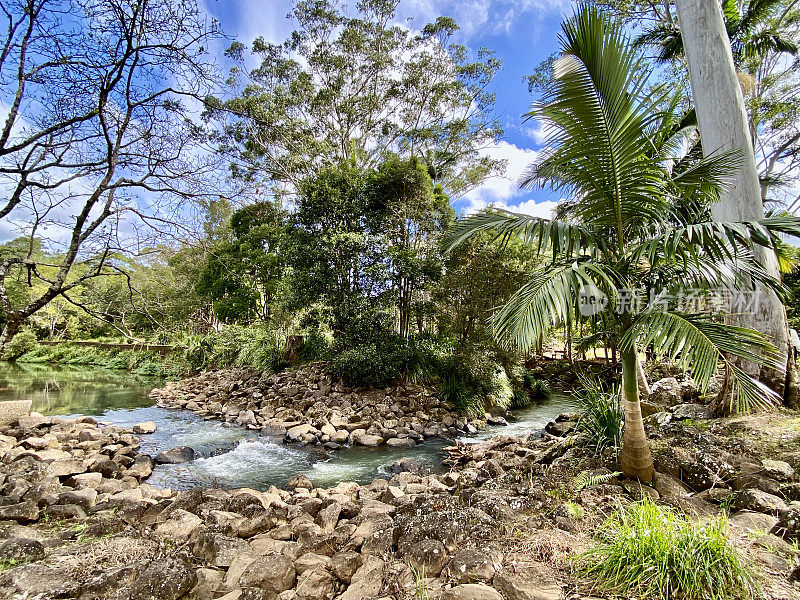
[411,566,430,600]
[573,374,623,457]
[576,499,758,600]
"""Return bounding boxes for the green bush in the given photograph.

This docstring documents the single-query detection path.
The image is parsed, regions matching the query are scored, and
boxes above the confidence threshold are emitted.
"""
[4,329,38,360]
[329,342,410,387]
[577,500,757,600]
[574,375,623,457]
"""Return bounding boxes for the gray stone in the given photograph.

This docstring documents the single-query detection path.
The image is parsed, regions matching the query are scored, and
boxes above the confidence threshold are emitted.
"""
[729,489,786,515]
[0,538,45,563]
[762,459,795,481]
[128,558,197,600]
[133,421,157,434]
[492,563,561,600]
[155,446,195,464]
[444,549,499,583]
[0,501,39,523]
[238,554,296,592]
[385,437,416,449]
[404,538,448,577]
[442,584,504,600]
[671,403,713,420]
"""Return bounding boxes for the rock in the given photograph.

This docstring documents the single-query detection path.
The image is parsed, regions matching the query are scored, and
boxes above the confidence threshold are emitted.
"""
[329,551,362,584]
[650,377,682,406]
[729,489,786,515]
[390,457,428,475]
[47,459,87,477]
[670,403,712,420]
[155,508,203,542]
[0,538,45,563]
[544,421,574,437]
[621,480,659,501]
[194,531,250,567]
[653,472,690,498]
[286,474,314,491]
[351,432,383,447]
[729,511,778,534]
[385,437,416,449]
[238,554,296,592]
[493,563,561,600]
[128,558,197,600]
[442,584,504,600]
[58,488,97,510]
[404,538,448,577]
[127,454,155,478]
[154,446,195,464]
[294,565,336,600]
[133,421,157,434]
[444,549,499,583]
[338,556,384,600]
[0,501,39,523]
[762,459,795,481]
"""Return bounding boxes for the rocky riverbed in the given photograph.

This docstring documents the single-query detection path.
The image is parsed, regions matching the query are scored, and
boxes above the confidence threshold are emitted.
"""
[1,368,800,599]
[150,364,500,450]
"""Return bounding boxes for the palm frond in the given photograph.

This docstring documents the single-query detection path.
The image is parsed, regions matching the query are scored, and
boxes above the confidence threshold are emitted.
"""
[443,208,602,258]
[491,259,619,351]
[621,311,782,411]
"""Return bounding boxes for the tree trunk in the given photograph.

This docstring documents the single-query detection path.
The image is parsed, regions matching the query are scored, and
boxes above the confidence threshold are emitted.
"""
[636,353,651,401]
[0,319,21,358]
[619,345,655,482]
[677,0,794,402]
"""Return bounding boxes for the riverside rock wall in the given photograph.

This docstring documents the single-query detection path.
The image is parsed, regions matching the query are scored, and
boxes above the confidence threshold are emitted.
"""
[150,363,497,449]
[0,413,573,600]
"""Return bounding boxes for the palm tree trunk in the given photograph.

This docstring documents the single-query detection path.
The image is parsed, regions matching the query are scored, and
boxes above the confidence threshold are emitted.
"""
[677,0,794,404]
[619,345,654,482]
[636,353,650,401]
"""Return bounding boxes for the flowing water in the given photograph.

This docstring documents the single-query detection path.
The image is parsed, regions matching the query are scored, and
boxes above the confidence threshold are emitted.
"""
[0,362,578,491]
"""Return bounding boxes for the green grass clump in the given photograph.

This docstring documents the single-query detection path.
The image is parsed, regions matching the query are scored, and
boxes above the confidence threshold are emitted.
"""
[574,374,623,457]
[577,500,757,600]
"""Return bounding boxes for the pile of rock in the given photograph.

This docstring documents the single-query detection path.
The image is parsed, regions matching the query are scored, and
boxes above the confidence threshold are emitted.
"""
[0,414,163,525]
[0,413,568,600]
[150,363,488,449]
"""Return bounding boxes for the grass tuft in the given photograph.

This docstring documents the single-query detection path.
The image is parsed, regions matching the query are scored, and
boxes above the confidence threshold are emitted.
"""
[573,374,623,457]
[576,499,758,600]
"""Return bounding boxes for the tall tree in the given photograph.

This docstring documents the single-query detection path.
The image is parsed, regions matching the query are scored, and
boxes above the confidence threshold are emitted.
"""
[0,0,224,353]
[208,0,503,198]
[368,156,452,338]
[447,5,798,481]
[676,0,797,406]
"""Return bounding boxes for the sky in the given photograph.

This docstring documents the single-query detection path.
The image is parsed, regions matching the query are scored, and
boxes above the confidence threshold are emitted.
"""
[200,0,572,219]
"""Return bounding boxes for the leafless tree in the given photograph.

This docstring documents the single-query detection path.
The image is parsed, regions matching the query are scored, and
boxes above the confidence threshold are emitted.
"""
[0,0,226,353]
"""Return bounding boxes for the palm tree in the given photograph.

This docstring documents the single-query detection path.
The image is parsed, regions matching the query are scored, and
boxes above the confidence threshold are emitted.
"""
[636,0,798,65]
[445,5,800,482]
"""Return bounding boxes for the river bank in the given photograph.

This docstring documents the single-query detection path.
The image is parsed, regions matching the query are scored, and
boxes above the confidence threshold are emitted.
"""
[0,402,799,599]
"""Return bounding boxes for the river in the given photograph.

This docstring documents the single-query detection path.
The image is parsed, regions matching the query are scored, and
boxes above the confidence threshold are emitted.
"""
[0,362,578,491]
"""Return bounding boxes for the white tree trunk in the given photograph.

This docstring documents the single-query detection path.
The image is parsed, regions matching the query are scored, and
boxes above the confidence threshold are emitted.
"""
[676,0,791,400]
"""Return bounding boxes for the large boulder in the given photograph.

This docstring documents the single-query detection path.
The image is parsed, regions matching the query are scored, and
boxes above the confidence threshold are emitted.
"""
[492,563,561,600]
[730,489,787,516]
[154,446,195,464]
[442,584,504,600]
[0,538,45,563]
[443,549,499,583]
[650,378,682,406]
[238,554,296,592]
[403,538,448,577]
[128,558,197,600]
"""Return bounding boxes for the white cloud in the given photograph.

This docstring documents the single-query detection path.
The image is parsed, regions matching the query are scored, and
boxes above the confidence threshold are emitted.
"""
[456,139,561,219]
[462,139,538,204]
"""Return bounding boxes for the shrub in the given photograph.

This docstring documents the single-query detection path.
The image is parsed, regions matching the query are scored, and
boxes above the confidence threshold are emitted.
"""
[573,375,623,457]
[329,342,409,387]
[4,328,38,360]
[577,500,757,600]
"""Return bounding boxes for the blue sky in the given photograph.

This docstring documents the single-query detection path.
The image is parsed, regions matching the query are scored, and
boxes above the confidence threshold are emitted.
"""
[201,0,572,217]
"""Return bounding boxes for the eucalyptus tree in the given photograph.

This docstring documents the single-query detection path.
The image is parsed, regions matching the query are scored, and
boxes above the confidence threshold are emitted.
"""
[447,5,800,481]
[207,0,503,198]
[0,0,224,353]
